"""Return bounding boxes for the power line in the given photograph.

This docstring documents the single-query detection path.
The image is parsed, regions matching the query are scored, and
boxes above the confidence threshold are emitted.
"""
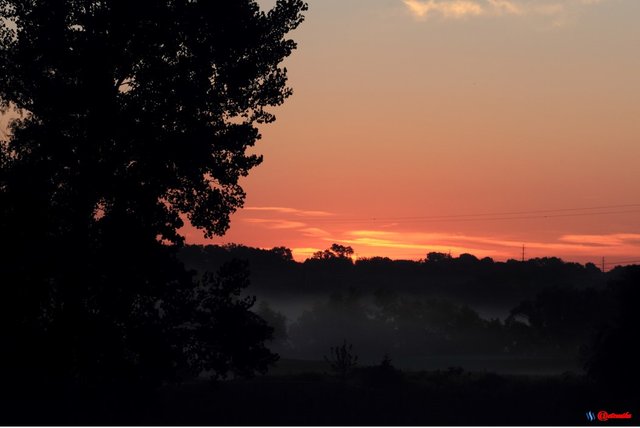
[390,209,640,224]
[370,203,640,221]
[292,204,640,225]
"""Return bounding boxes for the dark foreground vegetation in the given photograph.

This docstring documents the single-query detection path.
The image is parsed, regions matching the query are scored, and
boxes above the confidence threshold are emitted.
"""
[3,243,636,426]
[3,363,637,425]
[1,247,638,426]
[0,0,307,405]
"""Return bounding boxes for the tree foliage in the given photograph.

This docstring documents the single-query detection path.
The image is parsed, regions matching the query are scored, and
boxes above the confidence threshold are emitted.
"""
[256,301,290,351]
[585,266,640,395]
[1,0,307,240]
[312,243,354,261]
[324,340,359,381]
[0,0,306,386]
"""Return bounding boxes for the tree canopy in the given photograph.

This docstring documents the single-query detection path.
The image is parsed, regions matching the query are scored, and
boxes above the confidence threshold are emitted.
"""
[0,0,306,387]
[1,0,306,240]
[312,243,355,261]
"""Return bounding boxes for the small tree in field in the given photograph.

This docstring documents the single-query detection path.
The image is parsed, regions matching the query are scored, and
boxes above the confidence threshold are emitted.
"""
[324,340,358,381]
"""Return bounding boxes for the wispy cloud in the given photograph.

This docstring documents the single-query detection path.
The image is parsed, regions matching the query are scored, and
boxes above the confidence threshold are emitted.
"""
[488,0,524,15]
[241,206,335,241]
[213,204,640,264]
[404,0,485,18]
[338,230,509,258]
[340,236,479,256]
[291,247,323,260]
[333,229,640,261]
[559,233,640,247]
[300,227,332,238]
[244,206,333,217]
[403,0,610,21]
[244,218,307,229]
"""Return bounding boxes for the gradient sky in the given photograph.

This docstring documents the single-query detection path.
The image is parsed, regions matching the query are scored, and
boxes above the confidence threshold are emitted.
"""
[185,0,640,265]
[4,0,638,266]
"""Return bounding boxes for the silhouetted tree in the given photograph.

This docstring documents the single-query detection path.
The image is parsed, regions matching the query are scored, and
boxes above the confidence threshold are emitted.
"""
[256,301,289,351]
[271,246,294,262]
[380,354,394,370]
[330,243,354,259]
[312,243,354,261]
[288,289,388,359]
[325,340,358,381]
[357,354,404,389]
[457,253,479,263]
[185,260,278,380]
[425,252,452,263]
[585,266,640,395]
[507,286,602,352]
[0,0,306,387]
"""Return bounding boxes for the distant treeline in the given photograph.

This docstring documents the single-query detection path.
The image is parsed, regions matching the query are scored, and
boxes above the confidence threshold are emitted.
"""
[180,243,610,307]
[179,244,638,380]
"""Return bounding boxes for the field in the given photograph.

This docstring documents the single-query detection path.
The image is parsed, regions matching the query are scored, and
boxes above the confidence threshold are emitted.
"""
[3,360,636,425]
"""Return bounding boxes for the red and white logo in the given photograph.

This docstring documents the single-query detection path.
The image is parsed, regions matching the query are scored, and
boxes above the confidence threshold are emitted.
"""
[598,411,633,421]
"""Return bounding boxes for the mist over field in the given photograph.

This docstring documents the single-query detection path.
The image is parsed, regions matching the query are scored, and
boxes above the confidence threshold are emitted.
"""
[180,244,618,375]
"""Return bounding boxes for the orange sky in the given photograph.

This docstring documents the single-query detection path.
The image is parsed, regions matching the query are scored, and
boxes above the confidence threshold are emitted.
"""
[3,0,638,267]
[186,0,640,266]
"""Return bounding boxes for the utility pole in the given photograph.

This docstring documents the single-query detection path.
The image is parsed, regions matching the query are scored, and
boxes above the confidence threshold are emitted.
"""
[522,244,525,262]
[602,256,605,273]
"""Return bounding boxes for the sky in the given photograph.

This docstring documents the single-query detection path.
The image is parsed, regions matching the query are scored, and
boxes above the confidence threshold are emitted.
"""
[184,0,640,265]
[4,0,639,266]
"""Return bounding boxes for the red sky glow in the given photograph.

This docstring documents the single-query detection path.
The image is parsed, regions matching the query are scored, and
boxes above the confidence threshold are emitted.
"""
[184,0,640,268]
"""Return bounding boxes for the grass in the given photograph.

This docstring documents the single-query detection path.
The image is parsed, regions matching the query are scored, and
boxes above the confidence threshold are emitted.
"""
[2,366,636,425]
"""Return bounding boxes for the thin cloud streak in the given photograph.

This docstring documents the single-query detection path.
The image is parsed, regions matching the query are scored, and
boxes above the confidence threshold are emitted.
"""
[300,227,332,238]
[244,218,307,229]
[196,208,640,264]
[244,206,334,217]
[335,229,640,261]
[559,233,640,246]
[404,0,485,19]
[339,236,484,257]
[291,247,323,260]
[488,0,524,14]
[403,0,610,20]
